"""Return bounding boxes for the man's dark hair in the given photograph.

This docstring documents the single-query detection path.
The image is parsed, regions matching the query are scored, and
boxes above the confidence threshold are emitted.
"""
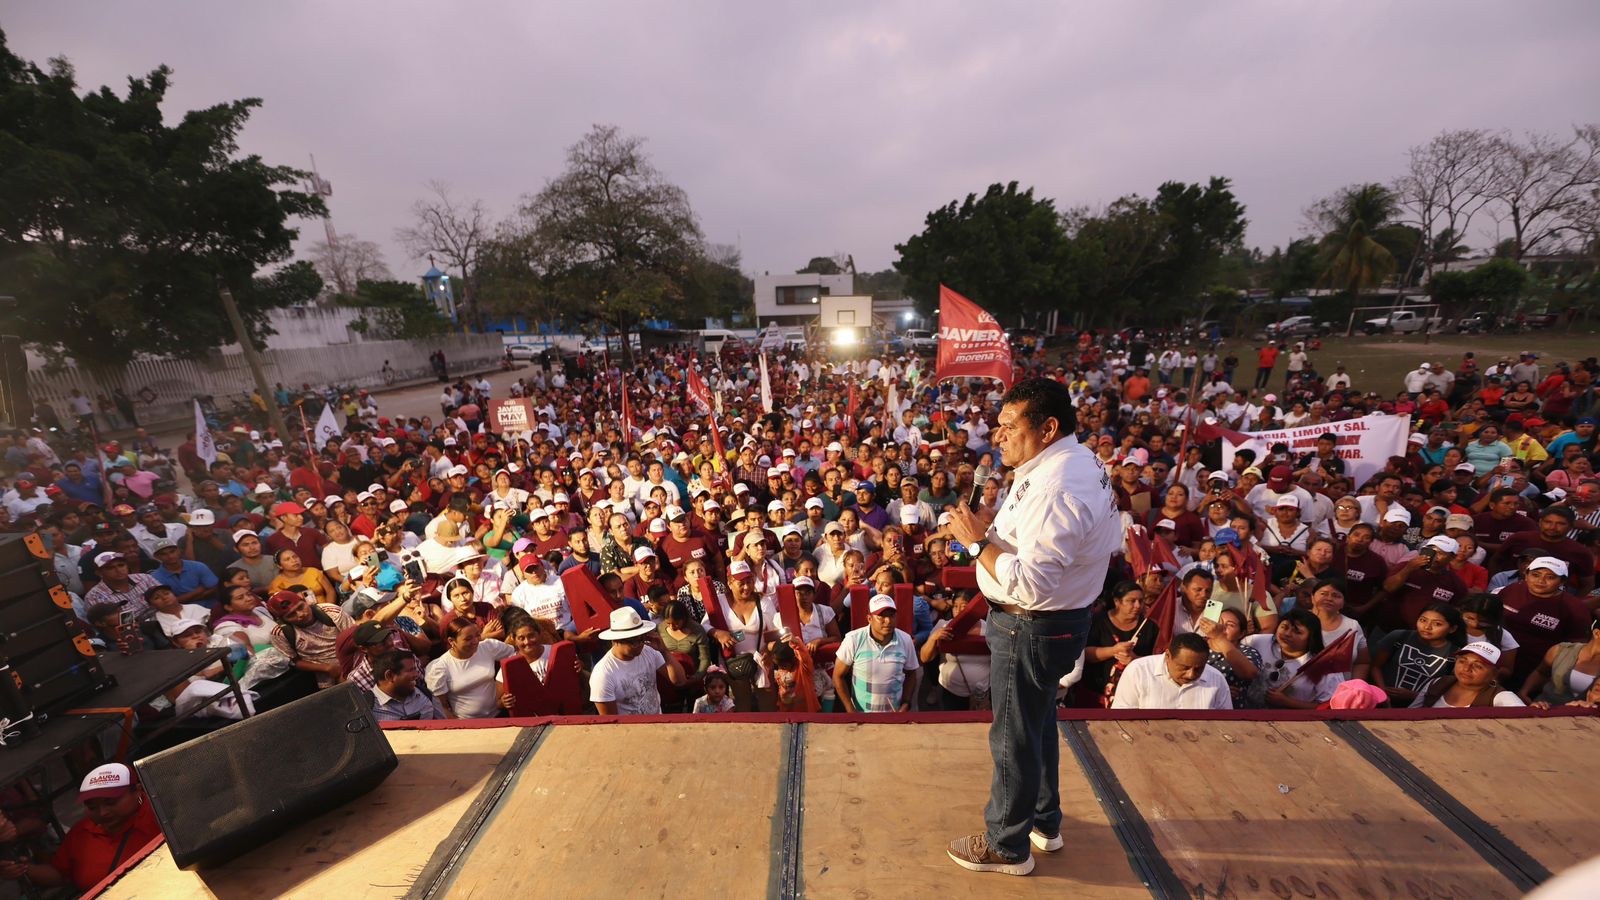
[998,378,1075,434]
[1169,633,1209,658]
[1489,488,1520,504]
[372,651,413,683]
[1181,568,1216,586]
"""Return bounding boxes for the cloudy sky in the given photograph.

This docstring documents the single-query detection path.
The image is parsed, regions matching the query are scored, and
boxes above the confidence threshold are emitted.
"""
[8,2,1600,281]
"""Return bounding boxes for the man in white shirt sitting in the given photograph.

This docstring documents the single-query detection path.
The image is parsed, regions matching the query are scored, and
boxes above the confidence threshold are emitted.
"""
[1111,634,1233,710]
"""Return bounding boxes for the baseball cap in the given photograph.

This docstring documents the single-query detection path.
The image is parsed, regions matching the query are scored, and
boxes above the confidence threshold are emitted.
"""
[253,483,274,495]
[728,560,754,580]
[353,621,392,646]
[1273,495,1300,509]
[1456,641,1502,666]
[388,499,410,514]
[703,499,722,512]
[93,551,125,568]
[1444,513,1474,532]
[266,590,304,615]
[187,509,216,526]
[1327,680,1389,710]
[665,505,688,522]
[1453,463,1476,473]
[633,546,658,562]
[900,507,921,524]
[553,492,570,503]
[1241,466,1263,478]
[855,480,875,492]
[1528,556,1570,577]
[1423,535,1459,554]
[767,500,786,512]
[1383,506,1412,524]
[868,593,896,615]
[1212,527,1240,547]
[805,497,825,510]
[1407,433,1426,445]
[323,495,343,507]
[151,538,179,553]
[823,522,845,535]
[792,575,816,589]
[518,553,545,571]
[79,763,135,801]
[1268,465,1293,490]
[231,529,258,544]
[827,441,843,453]
[270,501,306,517]
[648,518,668,534]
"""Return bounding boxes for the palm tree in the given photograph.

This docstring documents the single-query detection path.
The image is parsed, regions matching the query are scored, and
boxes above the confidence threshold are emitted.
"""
[1316,183,1400,303]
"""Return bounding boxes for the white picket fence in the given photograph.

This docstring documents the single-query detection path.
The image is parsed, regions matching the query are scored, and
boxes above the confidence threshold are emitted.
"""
[29,334,506,428]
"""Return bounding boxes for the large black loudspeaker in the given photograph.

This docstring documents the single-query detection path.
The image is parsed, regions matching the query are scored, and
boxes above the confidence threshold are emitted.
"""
[134,682,398,869]
[0,535,112,723]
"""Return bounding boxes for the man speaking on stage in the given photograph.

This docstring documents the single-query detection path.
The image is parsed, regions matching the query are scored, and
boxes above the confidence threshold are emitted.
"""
[944,376,1121,876]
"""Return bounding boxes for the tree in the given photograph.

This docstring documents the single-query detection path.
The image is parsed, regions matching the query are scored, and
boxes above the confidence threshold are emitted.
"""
[308,232,391,300]
[1061,197,1167,325]
[1146,177,1248,312]
[0,30,324,366]
[1486,125,1600,259]
[894,182,1072,325]
[681,243,753,326]
[336,279,449,339]
[1307,184,1401,302]
[1470,257,1529,310]
[396,181,489,326]
[854,268,907,303]
[797,255,847,275]
[1394,129,1495,282]
[505,124,704,362]
[1263,238,1322,299]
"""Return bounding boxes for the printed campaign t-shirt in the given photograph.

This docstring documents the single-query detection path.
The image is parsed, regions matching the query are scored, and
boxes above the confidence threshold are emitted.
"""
[590,646,665,715]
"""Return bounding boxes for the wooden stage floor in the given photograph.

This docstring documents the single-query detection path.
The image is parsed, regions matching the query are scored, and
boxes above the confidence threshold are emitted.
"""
[96,713,1598,899]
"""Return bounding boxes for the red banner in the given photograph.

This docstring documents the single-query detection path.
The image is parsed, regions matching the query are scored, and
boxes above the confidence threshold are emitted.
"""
[935,285,1012,385]
[486,398,538,435]
[686,365,712,415]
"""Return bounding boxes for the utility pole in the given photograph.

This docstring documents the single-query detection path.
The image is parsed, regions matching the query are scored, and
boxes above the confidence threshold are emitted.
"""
[218,284,290,440]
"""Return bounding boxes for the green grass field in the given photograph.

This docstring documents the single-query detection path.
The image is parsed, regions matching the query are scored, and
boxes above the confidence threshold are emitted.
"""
[1199,330,1600,396]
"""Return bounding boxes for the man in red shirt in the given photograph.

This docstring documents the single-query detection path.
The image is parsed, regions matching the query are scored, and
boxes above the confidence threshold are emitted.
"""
[656,506,720,584]
[1255,343,1281,390]
[1472,488,1537,566]
[0,764,161,892]
[1499,507,1596,594]
[263,501,327,564]
[1378,535,1468,633]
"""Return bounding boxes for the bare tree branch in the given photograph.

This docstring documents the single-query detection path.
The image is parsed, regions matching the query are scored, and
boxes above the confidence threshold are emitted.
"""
[395,181,489,324]
[306,231,390,300]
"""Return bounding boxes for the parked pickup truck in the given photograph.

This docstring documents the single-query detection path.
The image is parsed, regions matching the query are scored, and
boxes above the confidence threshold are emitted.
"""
[1361,309,1443,334]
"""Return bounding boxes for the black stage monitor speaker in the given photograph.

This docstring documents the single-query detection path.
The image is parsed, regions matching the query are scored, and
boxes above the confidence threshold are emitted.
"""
[134,682,398,869]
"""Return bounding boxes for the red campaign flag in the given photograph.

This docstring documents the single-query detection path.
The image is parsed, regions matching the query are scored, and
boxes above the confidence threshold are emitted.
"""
[619,375,637,442]
[499,641,585,716]
[1151,534,1182,571]
[1141,576,1181,655]
[936,285,1013,386]
[1225,544,1270,607]
[686,363,713,415]
[1125,527,1153,577]
[1289,629,1357,686]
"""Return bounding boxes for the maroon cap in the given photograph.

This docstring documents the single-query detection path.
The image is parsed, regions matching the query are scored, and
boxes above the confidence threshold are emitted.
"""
[1267,465,1293,491]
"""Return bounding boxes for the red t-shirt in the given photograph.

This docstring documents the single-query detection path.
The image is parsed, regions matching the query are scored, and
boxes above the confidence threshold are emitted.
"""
[1339,547,1390,613]
[1499,533,1596,584]
[51,800,162,890]
[1471,511,1535,550]
[1381,564,1467,633]
[1258,347,1280,368]
[1500,584,1591,683]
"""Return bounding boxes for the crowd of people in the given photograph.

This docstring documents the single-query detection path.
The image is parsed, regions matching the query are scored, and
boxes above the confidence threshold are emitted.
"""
[2,328,1599,888]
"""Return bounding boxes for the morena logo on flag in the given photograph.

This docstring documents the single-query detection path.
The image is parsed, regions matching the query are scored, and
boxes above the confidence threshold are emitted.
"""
[936,284,1013,385]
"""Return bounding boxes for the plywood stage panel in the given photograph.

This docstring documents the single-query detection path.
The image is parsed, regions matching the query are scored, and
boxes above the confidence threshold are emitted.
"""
[1366,715,1600,876]
[1083,719,1525,899]
[106,727,518,899]
[440,723,784,899]
[800,722,1146,898]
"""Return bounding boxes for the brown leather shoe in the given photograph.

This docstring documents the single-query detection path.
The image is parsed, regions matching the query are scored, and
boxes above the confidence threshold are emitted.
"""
[947,833,1035,875]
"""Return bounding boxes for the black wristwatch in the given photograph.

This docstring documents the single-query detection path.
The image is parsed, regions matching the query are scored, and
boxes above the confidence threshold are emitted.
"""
[968,539,986,558]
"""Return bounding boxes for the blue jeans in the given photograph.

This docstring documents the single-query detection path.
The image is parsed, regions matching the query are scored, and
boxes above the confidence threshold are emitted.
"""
[983,605,1090,861]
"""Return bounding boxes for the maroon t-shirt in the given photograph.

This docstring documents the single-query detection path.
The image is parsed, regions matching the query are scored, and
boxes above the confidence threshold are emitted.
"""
[1499,584,1591,684]
[1471,511,1535,549]
[1499,533,1596,583]
[657,534,718,580]
[1338,548,1391,615]
[1380,564,1467,632]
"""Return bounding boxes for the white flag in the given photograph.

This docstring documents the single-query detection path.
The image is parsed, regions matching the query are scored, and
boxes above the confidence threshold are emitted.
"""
[759,353,774,414]
[887,381,900,424]
[193,400,217,468]
[314,403,342,448]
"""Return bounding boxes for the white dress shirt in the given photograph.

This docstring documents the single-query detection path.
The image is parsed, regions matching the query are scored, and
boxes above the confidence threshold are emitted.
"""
[1111,654,1233,710]
[977,435,1121,612]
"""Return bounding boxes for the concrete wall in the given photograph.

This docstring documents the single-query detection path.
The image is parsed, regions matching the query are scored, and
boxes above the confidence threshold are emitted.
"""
[28,333,505,429]
[752,272,854,326]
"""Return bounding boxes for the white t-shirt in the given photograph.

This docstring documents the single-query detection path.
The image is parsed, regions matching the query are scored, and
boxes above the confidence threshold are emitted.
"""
[774,603,836,647]
[1418,690,1525,709]
[425,639,516,718]
[930,619,991,697]
[590,646,665,715]
[510,579,575,633]
[321,539,360,577]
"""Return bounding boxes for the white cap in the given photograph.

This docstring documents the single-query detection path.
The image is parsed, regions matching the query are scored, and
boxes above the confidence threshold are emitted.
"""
[93,551,125,567]
[937,512,953,526]
[1273,495,1301,509]
[900,506,921,524]
[542,506,558,520]
[1457,640,1501,666]
[703,499,722,511]
[734,483,750,494]
[792,575,816,589]
[356,490,374,502]
[633,545,658,562]
[79,763,134,800]
[868,593,896,615]
[231,529,258,543]
[1528,556,1570,577]
[367,483,386,494]
[187,509,215,526]
[322,494,343,506]
[1155,516,1179,529]
[782,448,797,457]
[1383,506,1412,524]
[1420,362,1433,370]
[1423,535,1459,554]
[528,506,549,520]
[824,521,845,535]
[1454,462,1477,473]
[447,465,469,477]
[767,500,786,512]
[805,497,825,510]
[253,482,274,494]
[827,441,844,453]
[648,518,668,533]
[728,560,753,579]
[665,505,688,521]
[388,499,409,514]
[161,616,208,638]
[553,492,570,503]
